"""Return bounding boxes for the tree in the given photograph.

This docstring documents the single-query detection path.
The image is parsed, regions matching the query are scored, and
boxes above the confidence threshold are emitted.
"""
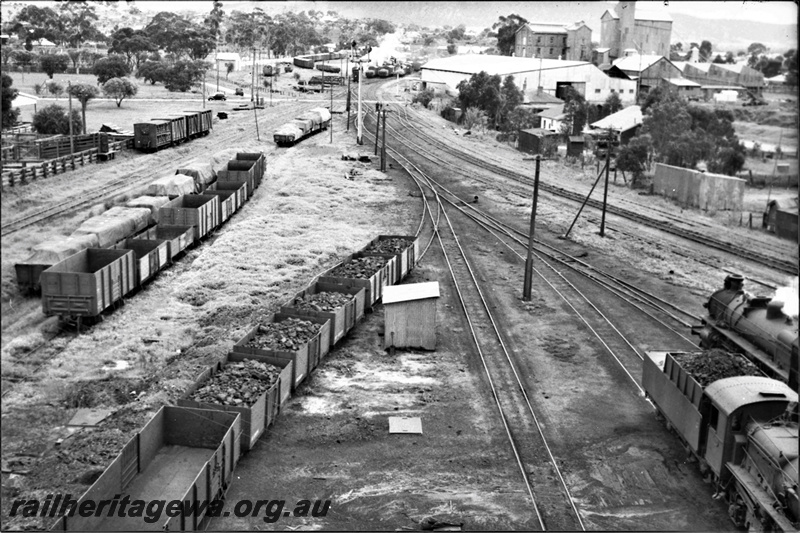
[2,73,21,128]
[13,50,36,70]
[66,48,82,71]
[499,75,523,127]
[492,14,527,56]
[456,71,503,127]
[67,83,99,134]
[784,49,798,86]
[725,51,735,64]
[225,62,234,79]
[109,28,157,70]
[93,55,130,84]
[447,42,457,55]
[57,1,104,48]
[138,60,167,84]
[616,138,649,187]
[603,91,622,116]
[747,42,767,56]
[102,77,137,107]
[712,54,725,64]
[561,86,587,136]
[6,5,63,45]
[699,40,713,62]
[32,104,82,135]
[161,60,209,92]
[40,53,69,78]
[205,0,225,40]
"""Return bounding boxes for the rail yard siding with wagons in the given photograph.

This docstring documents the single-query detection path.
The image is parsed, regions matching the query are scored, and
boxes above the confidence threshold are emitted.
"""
[49,233,420,531]
[133,109,212,153]
[273,107,332,147]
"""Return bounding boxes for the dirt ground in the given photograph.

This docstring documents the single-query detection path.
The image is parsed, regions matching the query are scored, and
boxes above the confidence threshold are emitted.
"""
[1,73,798,531]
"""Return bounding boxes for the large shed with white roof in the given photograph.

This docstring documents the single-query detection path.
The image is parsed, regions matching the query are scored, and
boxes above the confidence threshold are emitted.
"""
[420,55,636,104]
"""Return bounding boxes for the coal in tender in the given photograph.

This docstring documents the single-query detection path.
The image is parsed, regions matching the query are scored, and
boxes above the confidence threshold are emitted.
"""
[191,359,281,406]
[290,291,352,312]
[364,238,413,255]
[672,349,761,387]
[247,317,322,351]
[329,256,387,279]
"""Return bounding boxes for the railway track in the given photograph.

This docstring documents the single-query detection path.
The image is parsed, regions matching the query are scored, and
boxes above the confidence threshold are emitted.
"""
[1,100,314,238]
[360,85,795,275]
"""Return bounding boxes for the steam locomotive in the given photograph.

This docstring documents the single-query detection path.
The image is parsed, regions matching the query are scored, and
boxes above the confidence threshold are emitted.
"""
[694,274,799,390]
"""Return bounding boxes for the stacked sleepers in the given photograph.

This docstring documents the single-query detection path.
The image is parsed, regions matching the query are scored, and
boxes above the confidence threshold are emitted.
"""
[41,248,137,317]
[50,406,241,532]
[158,195,221,244]
[178,354,283,452]
[232,313,331,391]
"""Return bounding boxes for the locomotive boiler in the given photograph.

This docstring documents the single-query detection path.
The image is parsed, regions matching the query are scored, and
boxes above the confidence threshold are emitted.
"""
[694,274,799,389]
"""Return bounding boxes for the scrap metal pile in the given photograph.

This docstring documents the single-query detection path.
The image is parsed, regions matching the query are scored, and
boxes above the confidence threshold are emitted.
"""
[191,360,281,406]
[329,256,387,279]
[290,291,352,312]
[672,349,761,387]
[247,317,322,351]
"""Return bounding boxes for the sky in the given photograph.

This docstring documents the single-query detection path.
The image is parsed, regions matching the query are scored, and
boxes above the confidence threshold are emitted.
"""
[124,1,798,26]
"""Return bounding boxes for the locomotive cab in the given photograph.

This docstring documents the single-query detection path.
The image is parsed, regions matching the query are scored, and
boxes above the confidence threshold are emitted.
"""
[704,377,798,531]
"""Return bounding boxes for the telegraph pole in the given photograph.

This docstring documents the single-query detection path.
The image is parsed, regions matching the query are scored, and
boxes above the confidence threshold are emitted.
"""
[599,128,612,237]
[330,65,334,143]
[374,102,381,155]
[67,81,74,155]
[380,108,389,171]
[522,155,541,301]
[357,59,364,144]
[251,47,256,103]
[215,36,220,92]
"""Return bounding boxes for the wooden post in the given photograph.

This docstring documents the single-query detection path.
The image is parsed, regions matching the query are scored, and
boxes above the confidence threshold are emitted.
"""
[522,155,541,301]
[599,130,612,237]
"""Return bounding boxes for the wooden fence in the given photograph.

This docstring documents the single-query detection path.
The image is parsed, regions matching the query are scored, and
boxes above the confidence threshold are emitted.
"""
[1,138,129,189]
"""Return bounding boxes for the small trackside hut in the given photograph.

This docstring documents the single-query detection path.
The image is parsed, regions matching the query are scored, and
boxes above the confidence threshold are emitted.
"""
[383,281,440,351]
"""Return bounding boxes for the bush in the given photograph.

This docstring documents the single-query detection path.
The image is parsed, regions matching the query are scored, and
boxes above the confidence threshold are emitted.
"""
[47,81,64,98]
[32,104,82,135]
[412,87,435,108]
[33,83,44,95]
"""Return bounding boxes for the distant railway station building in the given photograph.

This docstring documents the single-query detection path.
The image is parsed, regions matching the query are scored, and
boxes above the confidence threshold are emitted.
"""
[420,55,636,104]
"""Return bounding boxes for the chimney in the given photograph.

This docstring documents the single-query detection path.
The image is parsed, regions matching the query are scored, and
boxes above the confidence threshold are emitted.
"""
[724,274,744,292]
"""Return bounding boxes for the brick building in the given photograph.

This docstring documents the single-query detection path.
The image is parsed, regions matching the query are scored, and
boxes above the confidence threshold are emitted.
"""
[514,21,592,61]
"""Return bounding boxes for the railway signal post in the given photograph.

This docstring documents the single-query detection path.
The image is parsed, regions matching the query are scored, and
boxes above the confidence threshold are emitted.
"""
[374,102,382,155]
[599,128,613,237]
[522,155,541,301]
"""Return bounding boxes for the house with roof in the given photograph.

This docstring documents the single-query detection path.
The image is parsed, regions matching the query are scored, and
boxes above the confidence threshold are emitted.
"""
[606,54,682,96]
[537,104,567,133]
[600,1,672,61]
[587,105,643,145]
[420,55,637,105]
[514,21,592,61]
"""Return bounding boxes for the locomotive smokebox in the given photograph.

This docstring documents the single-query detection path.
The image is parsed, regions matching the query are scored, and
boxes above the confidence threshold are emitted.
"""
[766,300,785,320]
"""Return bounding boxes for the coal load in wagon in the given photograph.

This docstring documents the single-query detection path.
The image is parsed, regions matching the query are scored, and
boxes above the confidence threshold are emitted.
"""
[191,359,281,406]
[290,291,353,312]
[363,237,414,255]
[71,206,151,248]
[246,317,322,351]
[146,174,196,197]
[672,349,761,387]
[329,256,387,279]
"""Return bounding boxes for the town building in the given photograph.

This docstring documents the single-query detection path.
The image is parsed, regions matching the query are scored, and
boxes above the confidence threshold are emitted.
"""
[420,55,637,104]
[600,1,672,61]
[673,61,765,93]
[587,105,643,145]
[514,21,592,61]
[605,54,682,95]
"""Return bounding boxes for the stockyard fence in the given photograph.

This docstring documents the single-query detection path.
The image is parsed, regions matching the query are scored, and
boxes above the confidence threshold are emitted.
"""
[1,132,132,188]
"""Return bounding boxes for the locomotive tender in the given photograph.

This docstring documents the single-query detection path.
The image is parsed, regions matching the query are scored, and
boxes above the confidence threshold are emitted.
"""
[644,351,798,532]
[694,274,799,389]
